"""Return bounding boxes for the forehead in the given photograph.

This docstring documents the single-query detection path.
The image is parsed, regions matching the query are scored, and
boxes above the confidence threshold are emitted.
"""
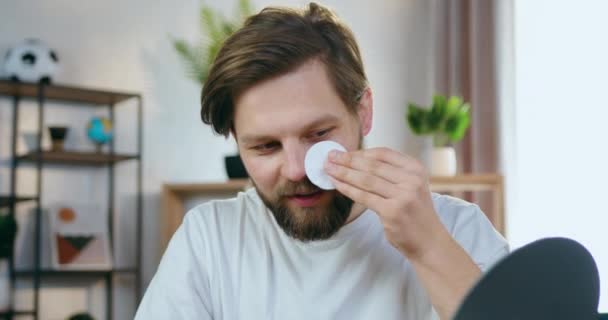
[233,59,353,139]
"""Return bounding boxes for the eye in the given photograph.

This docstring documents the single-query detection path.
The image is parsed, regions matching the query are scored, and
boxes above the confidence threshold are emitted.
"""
[312,128,332,139]
[251,141,280,154]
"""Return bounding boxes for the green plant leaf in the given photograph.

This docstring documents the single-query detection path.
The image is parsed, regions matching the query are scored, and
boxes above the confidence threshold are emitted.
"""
[428,95,447,131]
[445,95,463,117]
[406,94,471,144]
[444,104,471,142]
[201,7,223,43]
[238,0,254,20]
[222,21,238,36]
[432,94,446,111]
[173,0,254,85]
[207,39,223,65]
[407,103,428,135]
[173,39,208,83]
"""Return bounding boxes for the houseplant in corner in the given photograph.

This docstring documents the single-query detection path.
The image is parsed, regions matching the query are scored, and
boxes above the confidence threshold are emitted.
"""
[172,0,253,85]
[172,0,253,179]
[0,209,18,311]
[406,94,471,176]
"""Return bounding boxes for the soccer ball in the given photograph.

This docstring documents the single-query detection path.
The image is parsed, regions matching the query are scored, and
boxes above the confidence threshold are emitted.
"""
[2,39,60,83]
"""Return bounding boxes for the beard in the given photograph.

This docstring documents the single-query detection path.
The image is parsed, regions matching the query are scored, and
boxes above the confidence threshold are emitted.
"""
[252,133,363,241]
[255,177,354,242]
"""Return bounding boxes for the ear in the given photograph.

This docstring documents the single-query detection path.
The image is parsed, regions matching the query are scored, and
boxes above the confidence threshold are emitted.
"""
[357,87,373,136]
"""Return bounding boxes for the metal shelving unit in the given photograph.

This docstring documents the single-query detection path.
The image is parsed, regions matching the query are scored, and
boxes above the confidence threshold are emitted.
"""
[0,79,143,320]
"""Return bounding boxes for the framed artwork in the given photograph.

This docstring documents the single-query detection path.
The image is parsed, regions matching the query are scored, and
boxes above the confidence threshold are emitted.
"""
[49,203,112,270]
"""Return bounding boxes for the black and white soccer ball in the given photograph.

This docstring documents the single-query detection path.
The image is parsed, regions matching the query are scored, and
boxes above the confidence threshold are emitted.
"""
[2,39,60,83]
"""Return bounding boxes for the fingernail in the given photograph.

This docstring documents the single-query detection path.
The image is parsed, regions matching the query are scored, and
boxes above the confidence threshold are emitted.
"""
[329,150,343,160]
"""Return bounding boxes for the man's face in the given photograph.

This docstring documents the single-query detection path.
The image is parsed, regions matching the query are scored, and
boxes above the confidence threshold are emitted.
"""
[234,59,372,241]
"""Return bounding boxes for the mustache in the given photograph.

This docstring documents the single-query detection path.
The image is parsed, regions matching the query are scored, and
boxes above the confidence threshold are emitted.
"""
[278,178,322,197]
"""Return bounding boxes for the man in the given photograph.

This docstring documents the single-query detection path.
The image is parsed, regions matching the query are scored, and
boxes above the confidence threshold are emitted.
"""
[136,3,508,319]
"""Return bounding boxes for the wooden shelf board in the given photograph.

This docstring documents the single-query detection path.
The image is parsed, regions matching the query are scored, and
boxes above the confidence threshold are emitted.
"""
[16,150,138,166]
[164,179,250,195]
[430,174,502,192]
[0,79,139,105]
[0,310,36,317]
[14,268,138,278]
[164,175,502,195]
[430,173,502,184]
[0,195,37,208]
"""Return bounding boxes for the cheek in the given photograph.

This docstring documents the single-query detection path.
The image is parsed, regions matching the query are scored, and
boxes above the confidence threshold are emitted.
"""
[241,155,280,192]
[332,124,362,151]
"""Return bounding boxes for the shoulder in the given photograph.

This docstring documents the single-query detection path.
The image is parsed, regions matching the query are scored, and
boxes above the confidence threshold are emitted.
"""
[431,192,485,232]
[184,187,266,227]
[431,193,509,271]
[179,187,270,246]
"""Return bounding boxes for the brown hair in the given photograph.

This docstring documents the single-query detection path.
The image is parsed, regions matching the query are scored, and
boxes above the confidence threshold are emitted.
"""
[200,2,368,137]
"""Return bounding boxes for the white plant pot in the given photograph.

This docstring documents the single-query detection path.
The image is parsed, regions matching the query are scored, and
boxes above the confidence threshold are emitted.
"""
[431,146,457,176]
[0,259,10,311]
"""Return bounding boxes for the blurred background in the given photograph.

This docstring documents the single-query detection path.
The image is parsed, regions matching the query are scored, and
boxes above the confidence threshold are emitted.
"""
[0,0,606,319]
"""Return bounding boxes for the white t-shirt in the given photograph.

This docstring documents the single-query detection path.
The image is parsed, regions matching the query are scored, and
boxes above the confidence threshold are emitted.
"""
[136,188,508,320]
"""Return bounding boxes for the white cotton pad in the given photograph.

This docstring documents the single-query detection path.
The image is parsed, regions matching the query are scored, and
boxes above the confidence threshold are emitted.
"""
[304,140,346,190]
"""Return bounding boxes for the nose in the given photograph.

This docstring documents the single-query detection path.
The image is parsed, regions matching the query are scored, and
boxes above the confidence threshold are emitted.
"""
[281,142,307,182]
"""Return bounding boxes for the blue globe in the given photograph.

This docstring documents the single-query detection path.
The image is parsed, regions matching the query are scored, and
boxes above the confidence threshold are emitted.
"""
[87,117,113,145]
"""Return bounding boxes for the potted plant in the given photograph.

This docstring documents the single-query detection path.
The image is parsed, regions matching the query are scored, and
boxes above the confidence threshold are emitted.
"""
[172,0,253,179]
[0,209,18,311]
[406,94,471,176]
[171,0,253,85]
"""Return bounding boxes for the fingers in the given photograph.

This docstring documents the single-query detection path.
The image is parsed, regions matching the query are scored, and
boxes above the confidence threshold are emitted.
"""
[325,148,428,199]
[325,161,397,199]
[358,148,427,177]
[329,176,386,212]
[327,149,406,184]
[328,147,427,180]
[324,147,429,207]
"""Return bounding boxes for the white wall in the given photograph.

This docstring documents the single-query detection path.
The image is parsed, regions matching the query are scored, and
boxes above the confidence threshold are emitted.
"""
[0,0,432,317]
[511,0,608,311]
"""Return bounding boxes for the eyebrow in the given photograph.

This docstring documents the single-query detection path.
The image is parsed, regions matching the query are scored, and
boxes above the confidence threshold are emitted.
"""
[239,114,340,145]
